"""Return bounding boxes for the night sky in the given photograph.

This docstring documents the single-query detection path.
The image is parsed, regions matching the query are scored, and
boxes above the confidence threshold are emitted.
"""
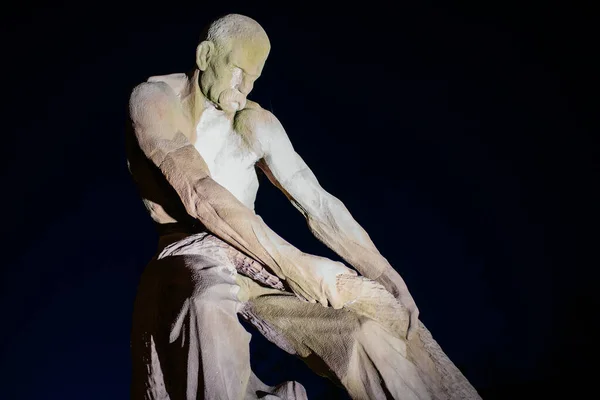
[1,1,596,399]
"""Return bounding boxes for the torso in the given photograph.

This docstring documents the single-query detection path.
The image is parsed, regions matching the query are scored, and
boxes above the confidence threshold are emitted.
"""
[127,73,265,237]
[193,104,262,210]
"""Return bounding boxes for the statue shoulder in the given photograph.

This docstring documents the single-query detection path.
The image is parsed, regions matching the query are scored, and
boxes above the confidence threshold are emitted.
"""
[234,103,284,155]
[242,99,263,111]
[233,102,278,155]
[129,73,186,113]
[147,73,188,95]
[234,101,277,130]
[129,80,185,141]
[130,80,179,117]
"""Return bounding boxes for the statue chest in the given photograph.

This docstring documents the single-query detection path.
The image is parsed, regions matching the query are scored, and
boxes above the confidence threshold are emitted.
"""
[193,108,261,207]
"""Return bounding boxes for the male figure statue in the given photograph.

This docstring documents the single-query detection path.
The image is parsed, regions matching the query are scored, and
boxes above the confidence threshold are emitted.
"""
[127,14,480,400]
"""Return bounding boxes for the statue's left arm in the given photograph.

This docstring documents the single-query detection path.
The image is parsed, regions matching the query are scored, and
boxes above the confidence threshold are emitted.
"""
[249,109,420,332]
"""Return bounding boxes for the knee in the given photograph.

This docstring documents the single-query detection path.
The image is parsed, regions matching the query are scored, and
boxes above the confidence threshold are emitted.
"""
[188,262,244,308]
[156,254,244,310]
[167,253,234,293]
[192,281,242,307]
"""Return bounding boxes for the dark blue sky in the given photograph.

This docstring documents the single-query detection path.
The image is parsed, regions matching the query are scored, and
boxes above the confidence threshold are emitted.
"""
[0,1,596,399]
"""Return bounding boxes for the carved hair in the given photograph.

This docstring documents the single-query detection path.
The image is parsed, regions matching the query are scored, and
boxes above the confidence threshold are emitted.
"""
[202,14,268,51]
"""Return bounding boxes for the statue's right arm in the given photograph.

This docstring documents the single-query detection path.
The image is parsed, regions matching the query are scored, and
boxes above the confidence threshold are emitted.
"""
[129,82,350,306]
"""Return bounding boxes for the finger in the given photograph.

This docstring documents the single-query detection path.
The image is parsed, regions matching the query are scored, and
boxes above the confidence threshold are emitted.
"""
[303,286,321,305]
[335,263,357,277]
[331,301,344,310]
[326,284,346,310]
[292,290,308,302]
[292,283,315,303]
[327,292,342,309]
[302,290,318,304]
[318,294,328,308]
[330,298,344,310]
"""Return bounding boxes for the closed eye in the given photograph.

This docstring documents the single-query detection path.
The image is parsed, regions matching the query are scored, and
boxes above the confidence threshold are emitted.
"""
[233,64,258,79]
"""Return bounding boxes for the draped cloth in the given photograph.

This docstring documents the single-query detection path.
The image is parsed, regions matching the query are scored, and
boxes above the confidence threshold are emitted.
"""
[130,232,481,399]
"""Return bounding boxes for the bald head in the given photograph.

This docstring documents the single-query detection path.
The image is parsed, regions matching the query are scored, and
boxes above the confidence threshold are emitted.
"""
[204,14,270,54]
[196,14,270,113]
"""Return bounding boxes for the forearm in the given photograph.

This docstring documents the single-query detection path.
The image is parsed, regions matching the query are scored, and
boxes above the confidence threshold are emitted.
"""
[306,200,414,302]
[130,82,306,281]
[159,146,305,281]
[307,194,419,335]
[306,196,393,280]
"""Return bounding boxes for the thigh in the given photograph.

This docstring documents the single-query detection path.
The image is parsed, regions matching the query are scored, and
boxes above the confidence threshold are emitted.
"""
[240,276,479,400]
[134,232,246,349]
[238,276,365,383]
[132,236,245,399]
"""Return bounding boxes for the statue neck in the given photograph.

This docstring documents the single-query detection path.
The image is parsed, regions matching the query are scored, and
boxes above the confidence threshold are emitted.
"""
[182,69,207,128]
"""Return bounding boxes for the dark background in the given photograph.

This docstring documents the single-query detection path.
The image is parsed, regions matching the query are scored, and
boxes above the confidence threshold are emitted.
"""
[0,1,597,398]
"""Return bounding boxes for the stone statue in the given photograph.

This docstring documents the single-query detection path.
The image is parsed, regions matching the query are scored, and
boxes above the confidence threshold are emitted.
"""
[127,13,481,400]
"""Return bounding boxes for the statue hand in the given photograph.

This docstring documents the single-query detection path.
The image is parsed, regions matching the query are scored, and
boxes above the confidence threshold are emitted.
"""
[376,269,420,340]
[286,255,357,309]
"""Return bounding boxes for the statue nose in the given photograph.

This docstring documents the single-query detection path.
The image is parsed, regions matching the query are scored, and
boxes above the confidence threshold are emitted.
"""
[238,78,254,95]
[238,85,250,95]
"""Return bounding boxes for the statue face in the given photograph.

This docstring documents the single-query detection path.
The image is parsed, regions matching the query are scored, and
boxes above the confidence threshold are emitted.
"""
[198,39,269,113]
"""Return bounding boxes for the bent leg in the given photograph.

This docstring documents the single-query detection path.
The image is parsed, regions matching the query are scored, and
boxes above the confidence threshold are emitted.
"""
[239,276,431,400]
[131,253,252,399]
[131,245,306,400]
[343,320,431,400]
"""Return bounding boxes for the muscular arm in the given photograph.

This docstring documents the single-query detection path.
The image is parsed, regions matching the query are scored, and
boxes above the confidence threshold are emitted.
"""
[130,82,297,281]
[253,109,420,333]
[253,110,389,279]
[129,81,351,306]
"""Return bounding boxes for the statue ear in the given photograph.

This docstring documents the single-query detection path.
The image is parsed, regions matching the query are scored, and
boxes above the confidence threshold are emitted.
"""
[196,41,214,71]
